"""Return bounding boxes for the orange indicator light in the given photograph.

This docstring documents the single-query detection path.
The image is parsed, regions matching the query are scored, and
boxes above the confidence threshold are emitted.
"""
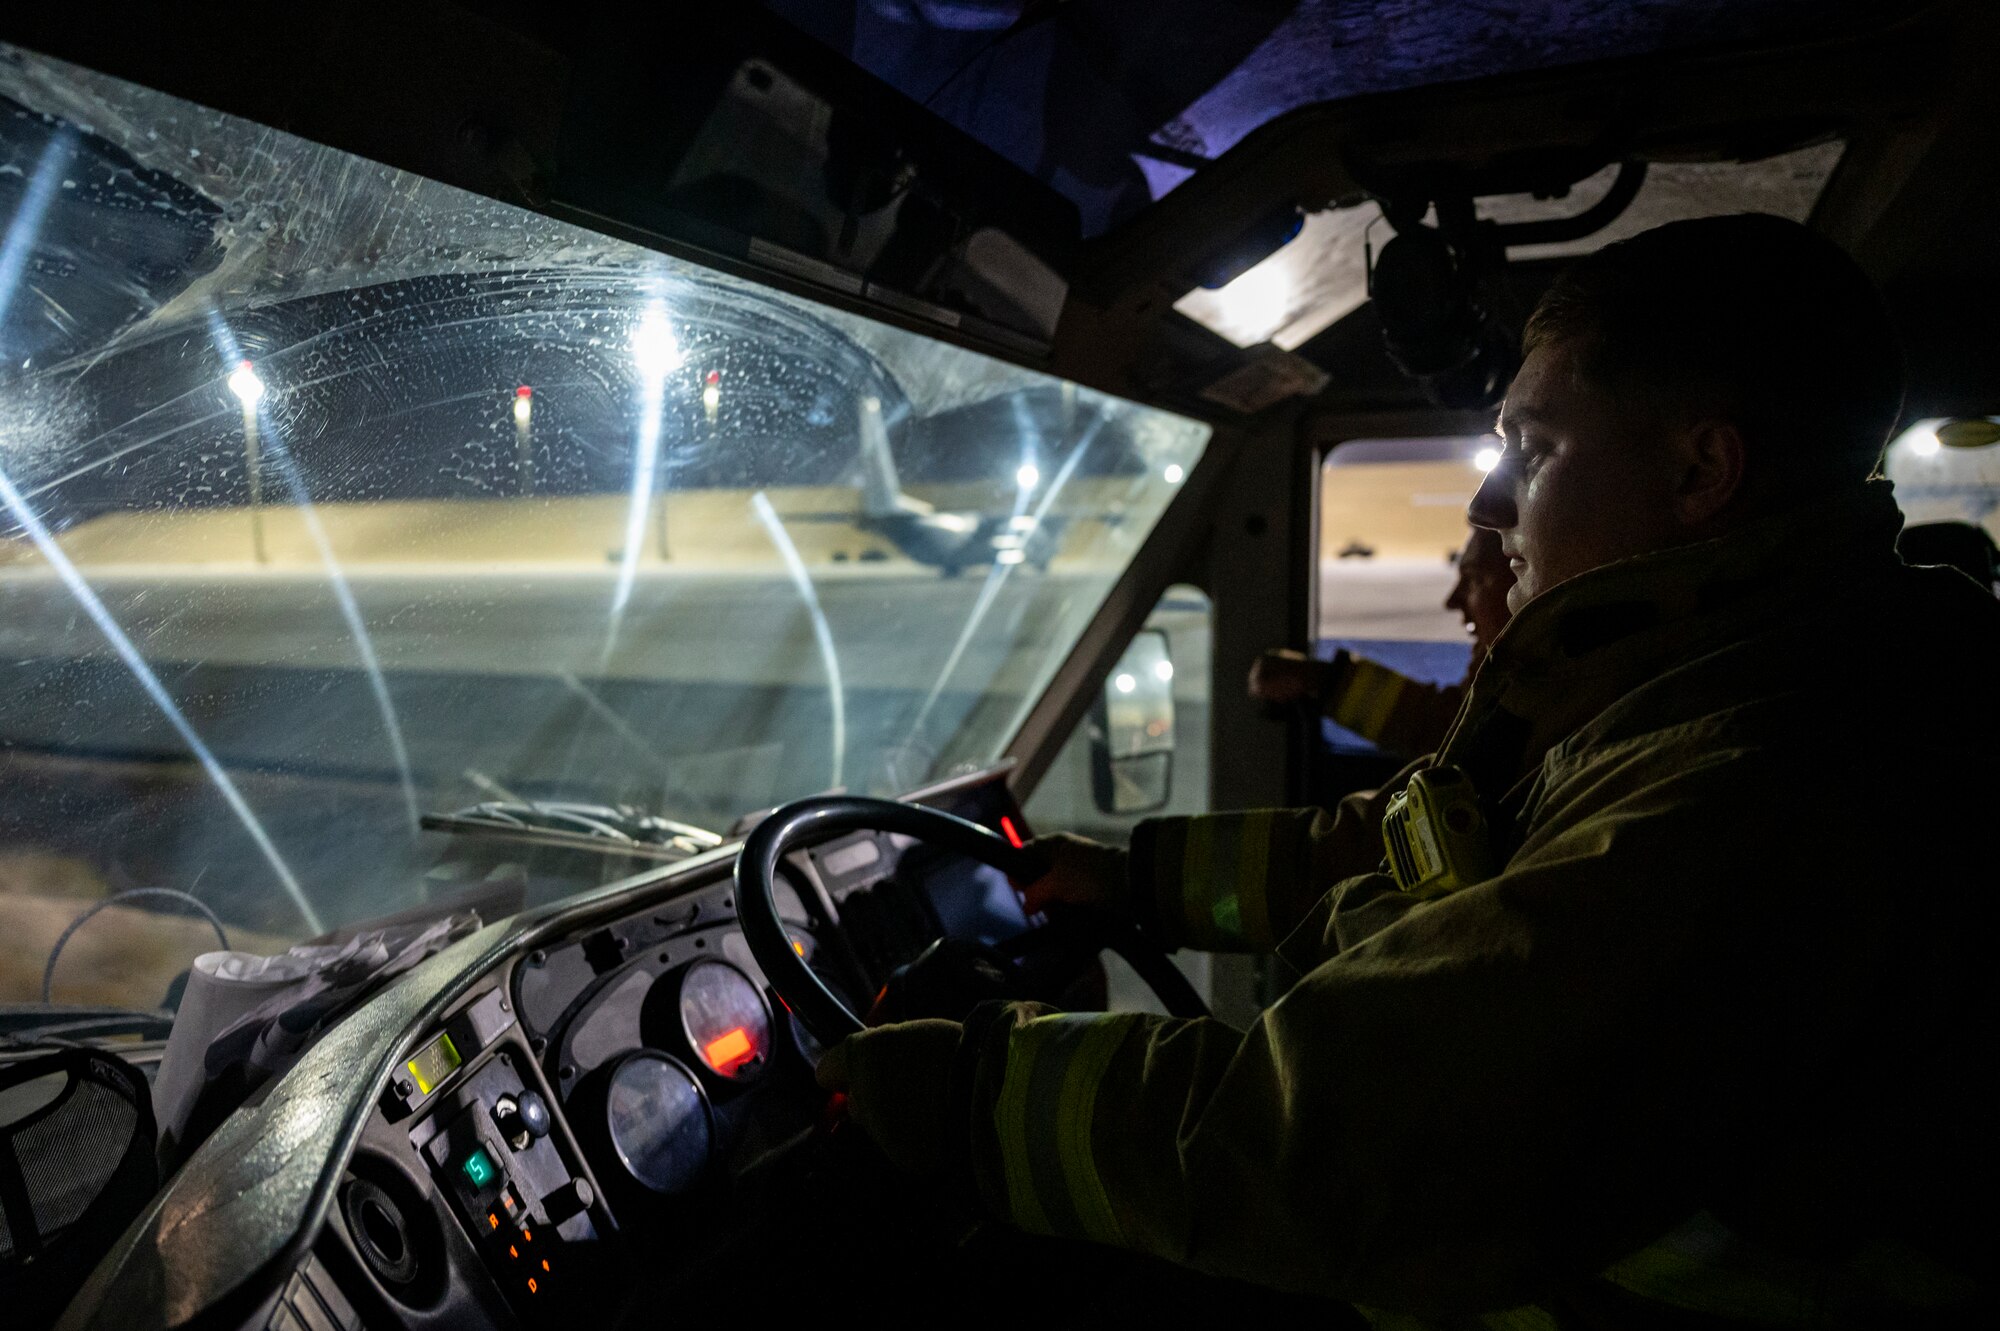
[487,1213,499,1230]
[542,1259,551,1272]
[527,1278,538,1294]
[705,1026,755,1071]
[508,1245,519,1259]
[791,937,806,957]
[521,1228,532,1243]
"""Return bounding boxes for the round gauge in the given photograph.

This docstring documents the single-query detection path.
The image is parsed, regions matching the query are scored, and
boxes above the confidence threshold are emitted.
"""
[602,1052,713,1195]
[674,960,774,1082]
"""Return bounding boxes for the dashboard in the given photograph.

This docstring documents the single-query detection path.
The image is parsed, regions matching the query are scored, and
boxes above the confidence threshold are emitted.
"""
[81,770,1039,1331]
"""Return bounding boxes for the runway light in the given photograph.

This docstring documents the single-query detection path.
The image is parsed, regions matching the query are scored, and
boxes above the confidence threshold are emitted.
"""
[1909,429,1941,457]
[1163,463,1185,484]
[1114,672,1136,694]
[1154,660,1174,682]
[227,360,265,407]
[513,385,533,427]
[1473,447,1501,473]
[996,548,1027,565]
[631,307,684,378]
[1017,463,1040,490]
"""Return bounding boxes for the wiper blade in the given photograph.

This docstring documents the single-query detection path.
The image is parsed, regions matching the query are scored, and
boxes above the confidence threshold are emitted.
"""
[421,800,725,862]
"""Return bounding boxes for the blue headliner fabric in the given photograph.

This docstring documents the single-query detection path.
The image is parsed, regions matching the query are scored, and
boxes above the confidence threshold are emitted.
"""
[767,1,1866,235]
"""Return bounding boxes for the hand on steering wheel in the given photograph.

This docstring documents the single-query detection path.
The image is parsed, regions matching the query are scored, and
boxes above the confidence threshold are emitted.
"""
[734,796,1207,1049]
[1014,831,1130,916]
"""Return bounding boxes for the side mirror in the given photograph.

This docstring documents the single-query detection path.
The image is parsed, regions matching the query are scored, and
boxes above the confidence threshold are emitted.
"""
[1090,630,1176,815]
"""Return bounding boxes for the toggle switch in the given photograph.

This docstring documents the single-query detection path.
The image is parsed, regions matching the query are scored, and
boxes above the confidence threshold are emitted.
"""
[540,1176,595,1224]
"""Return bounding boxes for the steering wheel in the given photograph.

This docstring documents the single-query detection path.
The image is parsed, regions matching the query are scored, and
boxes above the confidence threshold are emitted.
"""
[735,796,1209,1046]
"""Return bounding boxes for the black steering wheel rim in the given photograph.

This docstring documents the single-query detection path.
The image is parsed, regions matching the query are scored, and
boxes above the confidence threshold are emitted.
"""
[734,796,1207,1046]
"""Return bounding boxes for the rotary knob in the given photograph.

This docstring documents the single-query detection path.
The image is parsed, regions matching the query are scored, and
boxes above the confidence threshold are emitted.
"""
[494,1090,552,1150]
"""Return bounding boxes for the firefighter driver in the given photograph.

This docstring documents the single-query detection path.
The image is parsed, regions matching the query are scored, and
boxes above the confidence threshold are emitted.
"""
[818,215,2000,1327]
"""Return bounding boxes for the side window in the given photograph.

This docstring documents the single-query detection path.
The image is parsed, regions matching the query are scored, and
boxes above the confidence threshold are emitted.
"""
[1315,438,1494,772]
[1023,584,1210,1014]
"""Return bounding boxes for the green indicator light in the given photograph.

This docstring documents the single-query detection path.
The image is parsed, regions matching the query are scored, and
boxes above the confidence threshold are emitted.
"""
[462,1147,498,1189]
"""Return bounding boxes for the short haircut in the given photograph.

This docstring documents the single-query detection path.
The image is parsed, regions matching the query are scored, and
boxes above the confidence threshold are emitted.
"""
[1523,213,1904,492]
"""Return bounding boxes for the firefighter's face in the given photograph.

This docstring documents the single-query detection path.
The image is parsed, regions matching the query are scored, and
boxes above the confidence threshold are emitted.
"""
[1443,527,1515,654]
[1469,339,1690,614]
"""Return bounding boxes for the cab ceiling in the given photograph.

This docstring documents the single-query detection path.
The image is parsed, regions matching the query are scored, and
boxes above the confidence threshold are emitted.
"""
[3,1,1996,422]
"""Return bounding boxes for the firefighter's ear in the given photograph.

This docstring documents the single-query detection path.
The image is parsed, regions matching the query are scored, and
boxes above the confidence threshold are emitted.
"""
[1672,418,1746,528]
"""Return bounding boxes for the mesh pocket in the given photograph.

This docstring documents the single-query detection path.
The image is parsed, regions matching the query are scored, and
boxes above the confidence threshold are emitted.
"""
[16,1072,136,1244]
[1,1044,158,1326]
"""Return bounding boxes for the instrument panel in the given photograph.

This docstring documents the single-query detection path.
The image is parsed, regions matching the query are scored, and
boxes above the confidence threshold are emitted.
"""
[322,773,1033,1329]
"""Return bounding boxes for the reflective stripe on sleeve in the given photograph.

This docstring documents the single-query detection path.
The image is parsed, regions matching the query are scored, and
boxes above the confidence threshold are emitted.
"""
[1331,657,1412,745]
[1177,812,1276,949]
[991,1013,1138,1246]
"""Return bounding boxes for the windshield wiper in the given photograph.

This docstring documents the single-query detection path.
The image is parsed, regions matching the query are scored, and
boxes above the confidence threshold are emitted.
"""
[420,796,725,863]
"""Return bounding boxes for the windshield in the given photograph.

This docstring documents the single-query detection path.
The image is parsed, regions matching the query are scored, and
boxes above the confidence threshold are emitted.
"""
[0,48,1208,1011]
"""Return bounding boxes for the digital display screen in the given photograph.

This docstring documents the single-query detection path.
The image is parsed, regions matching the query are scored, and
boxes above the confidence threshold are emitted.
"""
[406,1032,462,1096]
[461,1145,498,1189]
[678,962,772,1080]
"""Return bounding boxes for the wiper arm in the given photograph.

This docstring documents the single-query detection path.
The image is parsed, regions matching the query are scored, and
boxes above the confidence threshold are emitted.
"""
[421,798,725,863]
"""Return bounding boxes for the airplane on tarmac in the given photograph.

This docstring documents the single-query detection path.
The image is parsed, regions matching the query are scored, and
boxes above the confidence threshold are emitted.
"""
[848,394,1063,576]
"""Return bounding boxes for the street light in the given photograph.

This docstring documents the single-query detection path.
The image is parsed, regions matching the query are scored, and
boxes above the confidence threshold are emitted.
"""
[227,361,265,408]
[632,307,685,378]
[618,303,679,596]
[228,360,267,563]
